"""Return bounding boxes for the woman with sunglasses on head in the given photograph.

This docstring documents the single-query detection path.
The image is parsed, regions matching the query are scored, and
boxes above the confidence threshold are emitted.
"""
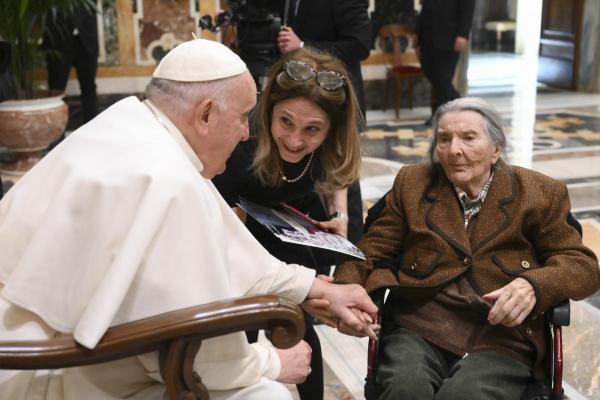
[212,47,363,400]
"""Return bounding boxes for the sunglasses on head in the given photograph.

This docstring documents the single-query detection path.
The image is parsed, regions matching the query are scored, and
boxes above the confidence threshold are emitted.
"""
[283,60,345,91]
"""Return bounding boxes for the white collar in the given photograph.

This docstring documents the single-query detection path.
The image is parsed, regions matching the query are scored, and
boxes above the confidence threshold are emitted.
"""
[143,99,204,173]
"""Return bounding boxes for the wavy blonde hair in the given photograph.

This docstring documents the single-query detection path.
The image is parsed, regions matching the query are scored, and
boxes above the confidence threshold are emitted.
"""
[251,47,363,193]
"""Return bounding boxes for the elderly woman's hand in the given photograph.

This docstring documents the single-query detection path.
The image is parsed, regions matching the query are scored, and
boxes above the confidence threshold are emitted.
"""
[337,308,381,338]
[483,277,537,327]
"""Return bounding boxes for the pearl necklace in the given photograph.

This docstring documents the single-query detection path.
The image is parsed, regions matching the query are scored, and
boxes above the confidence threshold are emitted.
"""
[281,152,314,183]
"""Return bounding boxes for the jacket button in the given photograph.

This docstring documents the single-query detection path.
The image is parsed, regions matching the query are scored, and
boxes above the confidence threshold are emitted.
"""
[525,327,534,336]
[463,257,471,265]
[521,260,530,269]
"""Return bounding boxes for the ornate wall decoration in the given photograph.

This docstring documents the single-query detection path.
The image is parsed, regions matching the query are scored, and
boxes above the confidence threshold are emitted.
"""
[132,0,202,65]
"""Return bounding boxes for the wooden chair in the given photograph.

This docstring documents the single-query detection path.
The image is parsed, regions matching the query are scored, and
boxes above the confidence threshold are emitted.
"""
[0,295,305,400]
[378,24,424,120]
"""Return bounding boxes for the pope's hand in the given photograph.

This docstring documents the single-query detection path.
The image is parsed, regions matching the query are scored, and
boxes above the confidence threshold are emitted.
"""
[275,340,312,384]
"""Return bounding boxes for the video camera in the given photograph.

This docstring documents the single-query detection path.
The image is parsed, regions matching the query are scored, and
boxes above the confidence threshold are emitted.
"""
[199,0,290,83]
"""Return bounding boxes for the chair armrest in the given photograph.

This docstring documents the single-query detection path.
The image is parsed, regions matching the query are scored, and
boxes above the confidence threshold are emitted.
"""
[0,294,305,370]
[549,299,570,327]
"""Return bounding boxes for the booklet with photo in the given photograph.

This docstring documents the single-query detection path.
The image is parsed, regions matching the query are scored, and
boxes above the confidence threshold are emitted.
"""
[237,197,366,260]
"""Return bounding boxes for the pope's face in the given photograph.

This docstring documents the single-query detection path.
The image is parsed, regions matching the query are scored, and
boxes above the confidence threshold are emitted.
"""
[435,110,501,197]
[202,72,256,178]
[270,96,331,163]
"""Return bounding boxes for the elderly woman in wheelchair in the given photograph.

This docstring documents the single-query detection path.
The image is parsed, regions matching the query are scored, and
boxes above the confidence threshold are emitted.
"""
[333,97,600,400]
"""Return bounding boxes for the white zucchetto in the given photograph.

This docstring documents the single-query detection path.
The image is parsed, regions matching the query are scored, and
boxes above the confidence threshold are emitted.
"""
[153,38,247,82]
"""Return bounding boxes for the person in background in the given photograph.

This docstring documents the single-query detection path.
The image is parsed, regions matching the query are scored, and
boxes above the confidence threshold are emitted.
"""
[43,4,99,124]
[0,39,378,400]
[416,0,475,125]
[212,46,363,400]
[276,0,371,245]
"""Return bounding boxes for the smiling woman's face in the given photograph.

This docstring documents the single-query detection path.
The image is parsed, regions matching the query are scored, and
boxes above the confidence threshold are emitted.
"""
[270,96,331,163]
[435,110,501,197]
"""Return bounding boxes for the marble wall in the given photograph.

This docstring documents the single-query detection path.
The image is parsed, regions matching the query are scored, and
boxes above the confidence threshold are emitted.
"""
[82,1,216,73]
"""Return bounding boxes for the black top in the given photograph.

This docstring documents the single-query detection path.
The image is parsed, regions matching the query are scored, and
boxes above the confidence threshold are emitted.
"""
[212,139,334,271]
[213,139,324,208]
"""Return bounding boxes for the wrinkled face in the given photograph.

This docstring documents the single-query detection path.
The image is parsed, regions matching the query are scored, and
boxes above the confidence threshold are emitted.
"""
[435,111,501,196]
[202,72,256,178]
[270,96,331,163]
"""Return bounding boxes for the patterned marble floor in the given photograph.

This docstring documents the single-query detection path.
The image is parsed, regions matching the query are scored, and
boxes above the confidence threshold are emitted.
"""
[318,90,600,400]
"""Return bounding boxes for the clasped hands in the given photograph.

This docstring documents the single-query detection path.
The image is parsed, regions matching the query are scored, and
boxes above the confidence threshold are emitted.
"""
[303,275,380,339]
[301,275,536,339]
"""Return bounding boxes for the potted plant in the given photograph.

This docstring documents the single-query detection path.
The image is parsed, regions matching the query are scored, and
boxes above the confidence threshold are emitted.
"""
[0,0,94,175]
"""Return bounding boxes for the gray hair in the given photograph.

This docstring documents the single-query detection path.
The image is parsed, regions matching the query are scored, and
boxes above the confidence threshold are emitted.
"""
[145,76,237,117]
[427,97,507,164]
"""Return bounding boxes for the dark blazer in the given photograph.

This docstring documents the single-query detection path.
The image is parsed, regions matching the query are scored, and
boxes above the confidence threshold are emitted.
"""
[335,161,600,373]
[43,5,99,55]
[291,0,371,110]
[416,0,475,51]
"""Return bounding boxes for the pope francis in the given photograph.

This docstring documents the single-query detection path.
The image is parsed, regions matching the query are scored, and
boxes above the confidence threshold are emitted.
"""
[0,39,377,400]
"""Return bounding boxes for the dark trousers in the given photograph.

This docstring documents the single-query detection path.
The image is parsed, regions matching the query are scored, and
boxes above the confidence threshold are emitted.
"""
[246,312,324,400]
[419,41,461,115]
[46,37,98,123]
[377,327,531,400]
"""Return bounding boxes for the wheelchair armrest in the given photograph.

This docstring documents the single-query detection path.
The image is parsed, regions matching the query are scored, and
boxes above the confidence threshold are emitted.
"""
[365,288,388,400]
[370,288,388,312]
[549,299,570,327]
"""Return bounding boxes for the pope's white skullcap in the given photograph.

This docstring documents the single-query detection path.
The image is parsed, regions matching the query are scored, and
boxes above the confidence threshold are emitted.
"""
[153,39,247,82]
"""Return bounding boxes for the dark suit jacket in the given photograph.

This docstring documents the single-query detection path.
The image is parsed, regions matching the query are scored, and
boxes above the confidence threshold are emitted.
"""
[291,0,371,110]
[335,161,600,373]
[43,5,99,55]
[416,0,475,51]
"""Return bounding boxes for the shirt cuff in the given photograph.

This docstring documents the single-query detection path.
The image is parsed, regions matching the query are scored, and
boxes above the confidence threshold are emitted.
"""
[252,341,281,380]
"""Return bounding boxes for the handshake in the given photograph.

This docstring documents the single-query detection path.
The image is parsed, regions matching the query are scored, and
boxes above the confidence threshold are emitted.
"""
[304,274,380,339]
[274,274,380,384]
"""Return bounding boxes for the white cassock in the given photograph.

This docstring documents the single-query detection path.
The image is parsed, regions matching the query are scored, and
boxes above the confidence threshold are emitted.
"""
[0,97,316,399]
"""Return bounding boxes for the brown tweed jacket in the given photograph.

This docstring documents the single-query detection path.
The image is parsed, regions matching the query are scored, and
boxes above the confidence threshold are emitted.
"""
[335,161,600,372]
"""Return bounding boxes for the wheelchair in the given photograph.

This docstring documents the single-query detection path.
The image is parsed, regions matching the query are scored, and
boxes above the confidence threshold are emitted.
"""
[361,191,576,400]
[364,289,569,400]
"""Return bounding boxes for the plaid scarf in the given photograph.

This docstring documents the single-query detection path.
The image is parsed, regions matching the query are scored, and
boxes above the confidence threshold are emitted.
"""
[454,172,494,228]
